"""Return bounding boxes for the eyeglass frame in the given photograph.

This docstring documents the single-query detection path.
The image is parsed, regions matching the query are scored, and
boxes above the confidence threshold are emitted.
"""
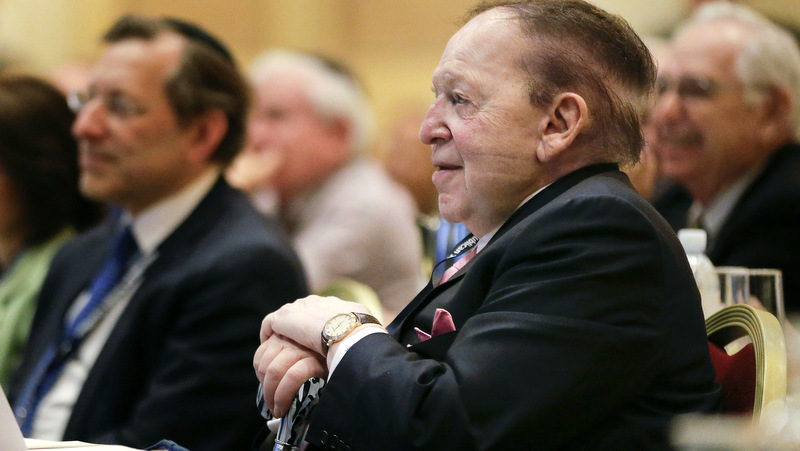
[656,73,768,103]
[67,89,149,119]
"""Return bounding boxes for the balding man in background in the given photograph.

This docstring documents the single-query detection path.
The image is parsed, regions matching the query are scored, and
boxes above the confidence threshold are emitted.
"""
[228,50,424,321]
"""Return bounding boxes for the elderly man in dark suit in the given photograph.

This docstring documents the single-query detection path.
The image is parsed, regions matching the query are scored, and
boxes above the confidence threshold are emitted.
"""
[650,1,800,313]
[7,15,307,451]
[254,1,720,449]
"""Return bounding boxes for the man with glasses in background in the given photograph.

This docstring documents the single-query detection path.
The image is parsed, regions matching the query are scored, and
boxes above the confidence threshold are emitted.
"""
[7,15,307,450]
[650,1,800,313]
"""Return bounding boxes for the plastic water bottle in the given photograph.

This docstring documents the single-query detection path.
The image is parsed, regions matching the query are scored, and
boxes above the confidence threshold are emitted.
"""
[678,228,722,318]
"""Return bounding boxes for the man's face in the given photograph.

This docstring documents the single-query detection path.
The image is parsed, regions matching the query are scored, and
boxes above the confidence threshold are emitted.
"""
[649,21,767,202]
[246,72,348,202]
[420,9,545,236]
[73,34,199,215]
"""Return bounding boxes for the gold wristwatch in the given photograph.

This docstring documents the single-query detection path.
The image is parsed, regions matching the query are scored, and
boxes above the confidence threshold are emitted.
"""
[321,312,381,356]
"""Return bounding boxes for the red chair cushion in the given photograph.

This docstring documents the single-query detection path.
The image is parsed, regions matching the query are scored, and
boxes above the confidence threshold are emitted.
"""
[708,341,756,414]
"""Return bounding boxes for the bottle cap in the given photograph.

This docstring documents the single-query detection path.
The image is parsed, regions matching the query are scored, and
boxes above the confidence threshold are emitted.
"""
[678,228,707,254]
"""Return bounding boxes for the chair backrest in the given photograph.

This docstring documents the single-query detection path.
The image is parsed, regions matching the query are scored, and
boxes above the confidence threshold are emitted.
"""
[317,278,383,323]
[705,304,787,421]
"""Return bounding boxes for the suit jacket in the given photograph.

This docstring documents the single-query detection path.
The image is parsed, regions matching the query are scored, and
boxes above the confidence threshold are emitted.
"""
[8,178,308,451]
[653,142,800,313]
[304,164,720,450]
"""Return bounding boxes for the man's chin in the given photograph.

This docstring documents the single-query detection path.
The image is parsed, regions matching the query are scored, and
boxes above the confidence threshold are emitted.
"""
[438,199,465,225]
[79,180,117,204]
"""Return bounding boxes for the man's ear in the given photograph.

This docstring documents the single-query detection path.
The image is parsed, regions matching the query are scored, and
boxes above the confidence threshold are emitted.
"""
[326,117,351,144]
[536,92,588,163]
[756,86,792,146]
[324,117,354,159]
[185,109,229,163]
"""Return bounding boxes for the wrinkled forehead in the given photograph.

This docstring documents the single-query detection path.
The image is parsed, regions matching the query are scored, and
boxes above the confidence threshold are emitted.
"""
[443,8,520,60]
[434,8,527,82]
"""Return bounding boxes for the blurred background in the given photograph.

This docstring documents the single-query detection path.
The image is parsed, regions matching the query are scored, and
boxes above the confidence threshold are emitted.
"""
[0,0,798,139]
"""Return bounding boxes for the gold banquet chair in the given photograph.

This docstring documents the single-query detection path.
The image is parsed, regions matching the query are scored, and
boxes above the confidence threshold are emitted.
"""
[705,304,787,421]
[317,278,384,323]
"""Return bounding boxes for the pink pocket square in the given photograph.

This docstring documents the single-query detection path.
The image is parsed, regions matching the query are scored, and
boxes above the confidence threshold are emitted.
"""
[414,308,456,343]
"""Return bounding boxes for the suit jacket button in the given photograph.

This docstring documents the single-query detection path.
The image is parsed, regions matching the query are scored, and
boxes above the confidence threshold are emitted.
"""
[319,429,330,445]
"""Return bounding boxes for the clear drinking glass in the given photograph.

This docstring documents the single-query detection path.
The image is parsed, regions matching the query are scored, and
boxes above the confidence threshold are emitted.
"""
[748,268,785,323]
[716,266,750,307]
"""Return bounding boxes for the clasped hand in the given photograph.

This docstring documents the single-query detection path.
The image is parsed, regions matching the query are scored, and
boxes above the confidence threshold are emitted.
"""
[254,295,372,418]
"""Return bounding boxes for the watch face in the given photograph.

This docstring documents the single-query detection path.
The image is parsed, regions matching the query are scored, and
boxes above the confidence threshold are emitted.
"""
[324,313,356,339]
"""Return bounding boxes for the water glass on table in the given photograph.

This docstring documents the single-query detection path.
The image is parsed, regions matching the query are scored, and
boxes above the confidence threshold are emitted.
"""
[715,266,785,322]
[748,268,785,323]
[716,266,750,306]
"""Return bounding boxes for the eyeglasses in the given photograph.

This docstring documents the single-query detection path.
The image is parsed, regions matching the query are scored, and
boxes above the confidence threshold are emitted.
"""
[656,75,720,100]
[67,90,148,119]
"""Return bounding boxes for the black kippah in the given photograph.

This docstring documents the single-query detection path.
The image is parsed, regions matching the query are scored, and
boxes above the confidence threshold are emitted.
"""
[162,17,234,63]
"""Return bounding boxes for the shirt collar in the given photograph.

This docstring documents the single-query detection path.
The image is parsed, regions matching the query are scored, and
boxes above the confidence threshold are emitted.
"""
[476,183,552,253]
[688,162,764,242]
[122,169,220,255]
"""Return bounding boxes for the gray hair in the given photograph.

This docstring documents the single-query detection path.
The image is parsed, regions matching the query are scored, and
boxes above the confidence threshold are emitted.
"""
[682,1,800,139]
[248,50,375,154]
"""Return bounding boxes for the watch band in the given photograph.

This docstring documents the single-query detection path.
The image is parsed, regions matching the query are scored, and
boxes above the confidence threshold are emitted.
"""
[321,312,381,356]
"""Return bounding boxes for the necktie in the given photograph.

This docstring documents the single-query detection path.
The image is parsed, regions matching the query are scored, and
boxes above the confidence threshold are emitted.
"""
[437,248,477,286]
[15,225,138,435]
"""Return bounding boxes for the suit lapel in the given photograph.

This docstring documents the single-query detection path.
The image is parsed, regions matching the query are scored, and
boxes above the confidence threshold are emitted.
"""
[388,282,433,337]
[389,163,620,340]
[68,178,234,429]
[80,178,232,357]
[708,146,786,258]
[49,222,118,332]
[488,163,620,246]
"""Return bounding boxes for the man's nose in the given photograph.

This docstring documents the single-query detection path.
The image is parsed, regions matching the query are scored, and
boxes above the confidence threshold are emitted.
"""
[246,119,274,152]
[650,90,685,127]
[419,100,451,146]
[72,100,108,141]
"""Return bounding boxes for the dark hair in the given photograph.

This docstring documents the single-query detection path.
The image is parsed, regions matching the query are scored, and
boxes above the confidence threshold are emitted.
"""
[468,0,657,164]
[102,15,250,165]
[0,75,103,246]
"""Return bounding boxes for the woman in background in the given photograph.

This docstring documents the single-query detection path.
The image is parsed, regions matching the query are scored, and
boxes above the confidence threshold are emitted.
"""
[0,75,102,385]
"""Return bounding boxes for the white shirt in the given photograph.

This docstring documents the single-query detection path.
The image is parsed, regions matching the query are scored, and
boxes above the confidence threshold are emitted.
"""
[31,169,220,440]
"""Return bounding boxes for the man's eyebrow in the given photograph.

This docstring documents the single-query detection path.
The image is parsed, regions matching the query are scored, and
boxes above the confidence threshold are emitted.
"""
[431,72,459,91]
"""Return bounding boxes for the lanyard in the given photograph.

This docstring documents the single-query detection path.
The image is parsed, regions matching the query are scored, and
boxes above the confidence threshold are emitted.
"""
[444,233,479,261]
[431,233,479,285]
[59,252,156,359]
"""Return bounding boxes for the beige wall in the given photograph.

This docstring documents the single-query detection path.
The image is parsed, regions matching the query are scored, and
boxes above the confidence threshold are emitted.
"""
[0,0,798,144]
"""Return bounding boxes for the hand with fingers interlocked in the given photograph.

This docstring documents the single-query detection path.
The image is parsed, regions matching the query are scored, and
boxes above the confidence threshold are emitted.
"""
[254,295,380,417]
